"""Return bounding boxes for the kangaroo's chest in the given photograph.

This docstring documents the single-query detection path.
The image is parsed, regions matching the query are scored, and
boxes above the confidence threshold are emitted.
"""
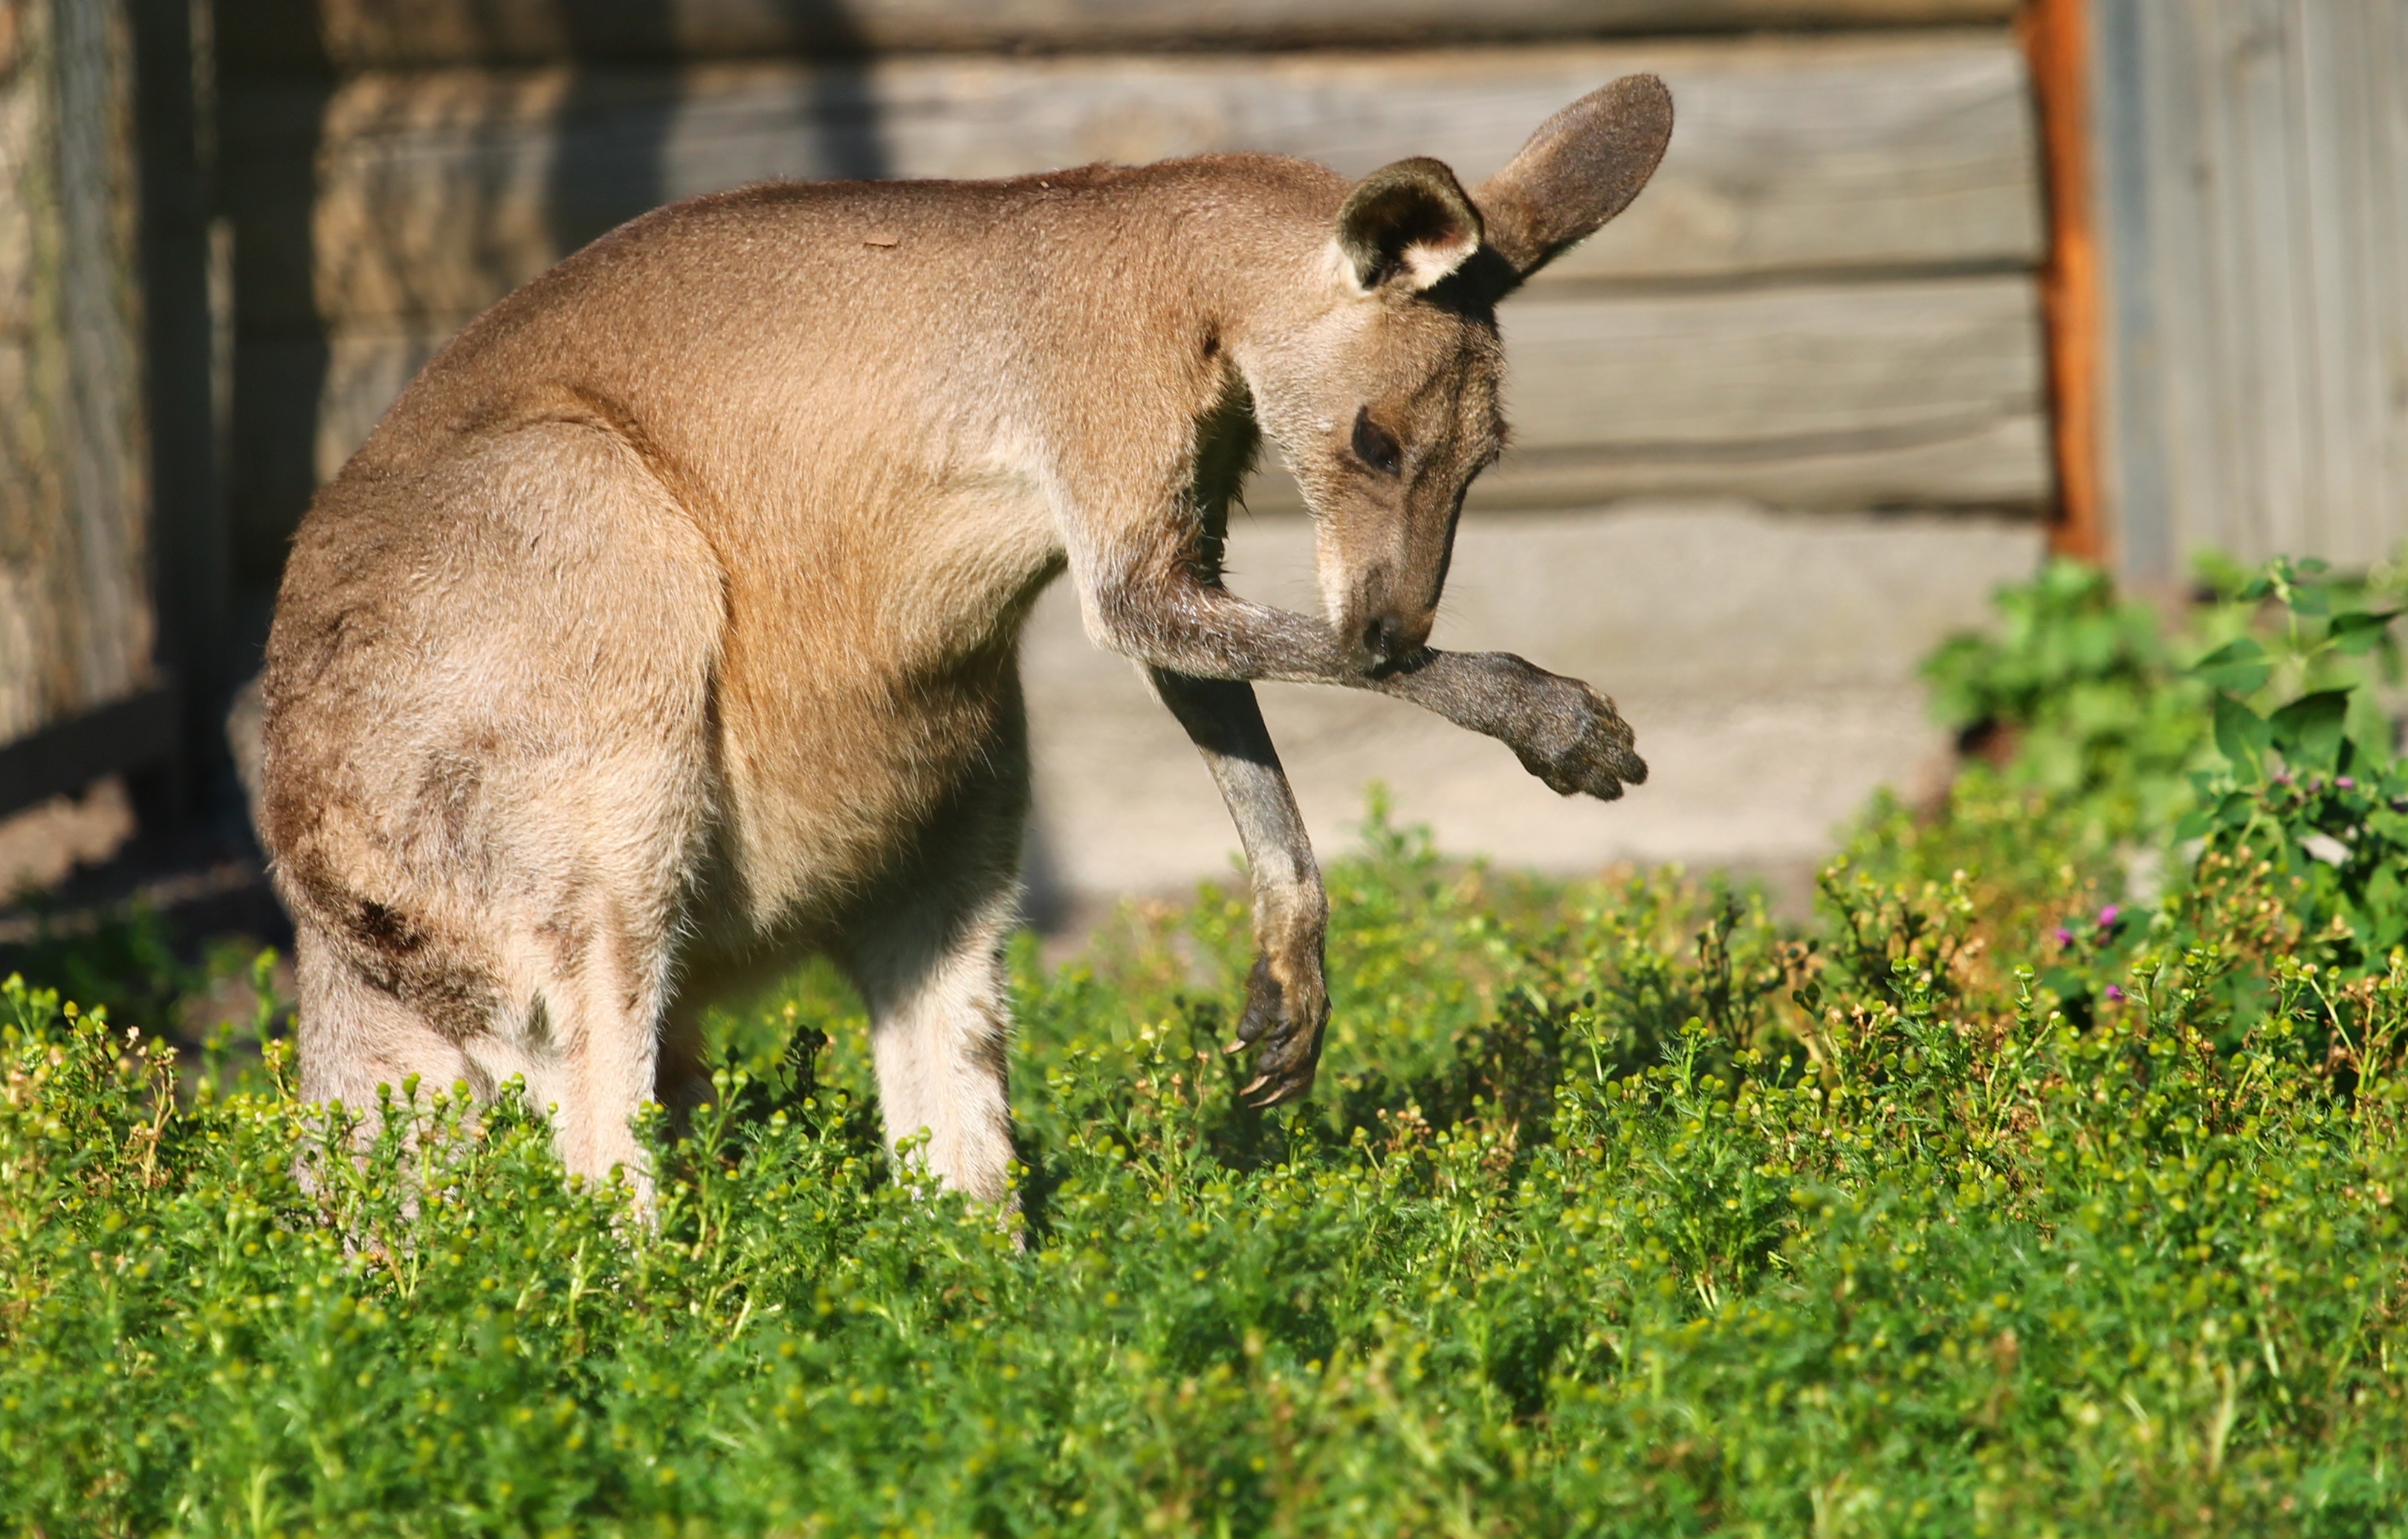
[700,464,1065,931]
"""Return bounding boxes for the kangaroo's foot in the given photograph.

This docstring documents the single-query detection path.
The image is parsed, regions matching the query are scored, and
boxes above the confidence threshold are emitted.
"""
[1231,944,1330,1108]
[1506,673,1648,801]
[1370,650,1647,803]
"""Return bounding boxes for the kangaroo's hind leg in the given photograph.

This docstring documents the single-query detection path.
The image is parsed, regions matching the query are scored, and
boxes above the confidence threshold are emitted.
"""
[840,715,1030,1208]
[265,420,723,1196]
[295,917,475,1118]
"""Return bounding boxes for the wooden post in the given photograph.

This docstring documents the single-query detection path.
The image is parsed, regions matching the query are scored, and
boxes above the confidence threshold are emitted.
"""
[0,0,168,818]
[2019,0,2104,563]
[132,0,227,817]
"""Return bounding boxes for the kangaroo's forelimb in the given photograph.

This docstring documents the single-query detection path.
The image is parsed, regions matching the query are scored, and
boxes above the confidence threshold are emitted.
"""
[1376,649,1649,802]
[1093,562,1648,803]
[1149,669,1331,1106]
[1124,560,1643,1107]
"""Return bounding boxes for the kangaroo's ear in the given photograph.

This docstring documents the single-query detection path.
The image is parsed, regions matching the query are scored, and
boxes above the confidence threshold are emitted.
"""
[1336,157,1484,292]
[1475,74,1672,281]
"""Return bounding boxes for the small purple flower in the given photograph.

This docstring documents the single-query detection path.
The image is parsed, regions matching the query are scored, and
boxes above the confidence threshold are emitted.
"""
[2104,985,2126,1002]
[2054,927,2074,946]
[2338,777,2357,789]
[2274,770,2295,785]
[2098,905,2120,927]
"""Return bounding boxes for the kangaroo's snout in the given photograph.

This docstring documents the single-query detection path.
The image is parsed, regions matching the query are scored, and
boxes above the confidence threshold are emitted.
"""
[1356,612,1405,673]
[1346,586,1435,675]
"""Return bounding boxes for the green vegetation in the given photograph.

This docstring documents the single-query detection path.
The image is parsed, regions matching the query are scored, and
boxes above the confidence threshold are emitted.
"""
[7,561,2408,1536]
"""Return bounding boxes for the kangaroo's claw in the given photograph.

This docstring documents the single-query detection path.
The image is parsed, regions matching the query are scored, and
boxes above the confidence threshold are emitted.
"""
[1229,952,1330,1107]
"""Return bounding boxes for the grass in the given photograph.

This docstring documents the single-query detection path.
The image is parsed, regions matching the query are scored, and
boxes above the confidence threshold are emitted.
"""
[5,565,2408,1536]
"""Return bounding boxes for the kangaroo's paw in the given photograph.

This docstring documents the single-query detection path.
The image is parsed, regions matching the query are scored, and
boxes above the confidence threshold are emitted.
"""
[1511,675,1648,800]
[1229,951,1330,1107]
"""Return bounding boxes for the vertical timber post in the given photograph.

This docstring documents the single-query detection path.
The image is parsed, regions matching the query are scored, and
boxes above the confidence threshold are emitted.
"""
[2021,0,2106,564]
[132,0,226,821]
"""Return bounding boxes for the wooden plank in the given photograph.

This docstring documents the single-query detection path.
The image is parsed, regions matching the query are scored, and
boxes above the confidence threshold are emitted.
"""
[1242,412,2046,514]
[2298,2,2408,571]
[229,33,2040,331]
[1469,414,2045,512]
[2096,0,2408,579]
[1501,276,2042,461]
[0,59,34,331]
[2090,0,2169,582]
[48,0,151,707]
[2376,3,2408,550]
[222,0,2021,74]
[2222,0,2311,560]
[2297,1,2356,563]
[296,274,2048,513]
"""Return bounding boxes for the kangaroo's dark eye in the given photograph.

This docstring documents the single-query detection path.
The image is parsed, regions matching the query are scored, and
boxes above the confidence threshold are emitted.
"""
[1350,406,1403,478]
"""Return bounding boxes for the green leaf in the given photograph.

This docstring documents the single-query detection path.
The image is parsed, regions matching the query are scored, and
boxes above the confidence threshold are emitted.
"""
[2270,689,2352,773]
[2038,968,2091,1014]
[2192,638,2271,693]
[2214,693,2271,772]
[2365,862,2401,915]
[2328,609,2402,655]
[2367,907,2408,956]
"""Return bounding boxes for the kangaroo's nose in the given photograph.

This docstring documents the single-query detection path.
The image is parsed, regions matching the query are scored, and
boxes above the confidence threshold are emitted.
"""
[1358,612,1405,673]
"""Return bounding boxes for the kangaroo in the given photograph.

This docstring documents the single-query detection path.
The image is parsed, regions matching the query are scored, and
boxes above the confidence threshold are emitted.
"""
[258,77,1671,1205]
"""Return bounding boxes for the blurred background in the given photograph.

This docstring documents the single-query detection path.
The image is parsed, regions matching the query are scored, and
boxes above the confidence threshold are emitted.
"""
[1,0,2401,991]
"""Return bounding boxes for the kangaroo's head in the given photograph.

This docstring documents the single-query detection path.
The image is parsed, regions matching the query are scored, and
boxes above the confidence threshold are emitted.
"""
[1240,76,1673,675]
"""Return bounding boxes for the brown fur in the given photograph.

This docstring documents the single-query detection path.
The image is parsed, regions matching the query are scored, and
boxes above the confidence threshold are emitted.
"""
[259,77,1674,1203]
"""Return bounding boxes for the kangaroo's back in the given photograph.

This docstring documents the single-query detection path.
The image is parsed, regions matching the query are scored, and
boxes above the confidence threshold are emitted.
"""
[334,158,1346,528]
